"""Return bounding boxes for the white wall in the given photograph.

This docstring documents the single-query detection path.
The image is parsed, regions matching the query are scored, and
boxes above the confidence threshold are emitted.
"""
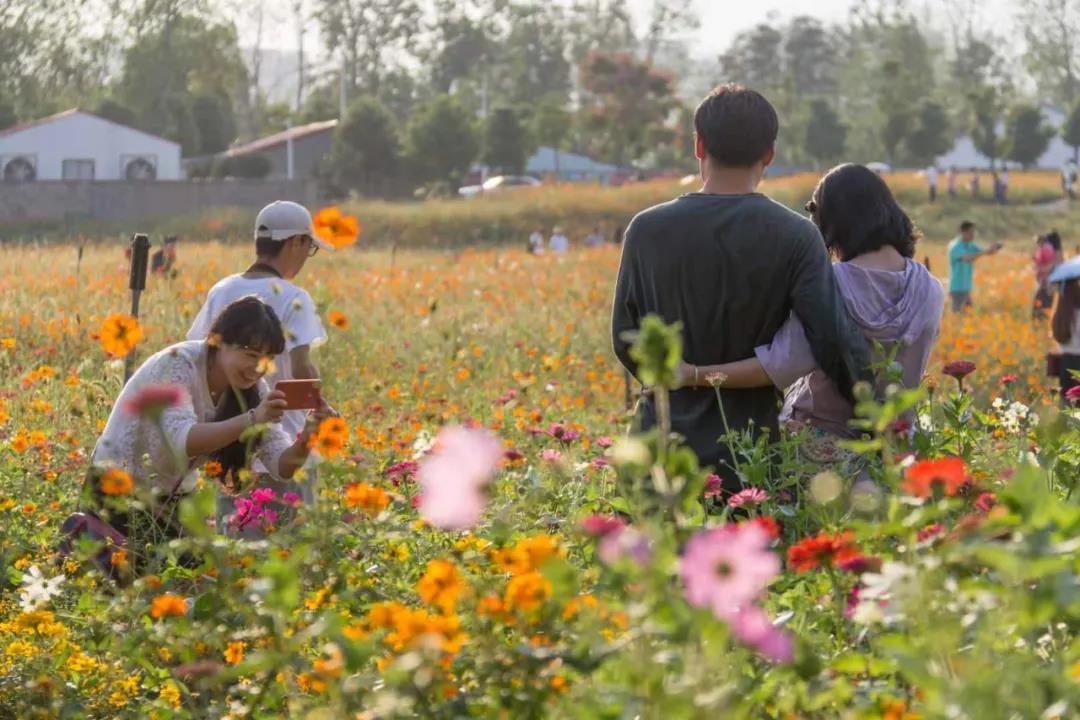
[936,105,1076,170]
[0,112,182,180]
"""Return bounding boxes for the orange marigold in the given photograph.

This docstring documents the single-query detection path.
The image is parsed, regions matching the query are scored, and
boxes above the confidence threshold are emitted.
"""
[150,594,187,619]
[504,571,552,612]
[416,559,465,614]
[224,641,244,665]
[100,468,134,496]
[312,206,361,250]
[343,482,390,515]
[327,311,349,330]
[98,315,143,358]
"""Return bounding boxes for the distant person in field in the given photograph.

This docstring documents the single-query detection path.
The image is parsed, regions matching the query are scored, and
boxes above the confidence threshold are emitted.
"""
[1053,278,1080,401]
[947,166,957,198]
[1033,231,1063,318]
[948,220,1003,312]
[1000,167,1010,204]
[528,228,545,254]
[1064,159,1078,199]
[925,165,938,203]
[584,226,604,247]
[970,170,980,199]
[187,200,333,533]
[677,164,944,460]
[612,83,871,487]
[549,226,569,254]
[151,236,178,276]
[86,297,325,542]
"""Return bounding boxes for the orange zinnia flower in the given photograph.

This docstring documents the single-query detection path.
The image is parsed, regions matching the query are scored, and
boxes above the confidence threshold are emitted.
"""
[902,457,970,498]
[416,559,464,614]
[224,641,244,664]
[150,594,188,619]
[327,311,348,330]
[100,468,134,496]
[312,207,360,250]
[98,315,143,357]
[343,482,390,515]
[204,461,224,478]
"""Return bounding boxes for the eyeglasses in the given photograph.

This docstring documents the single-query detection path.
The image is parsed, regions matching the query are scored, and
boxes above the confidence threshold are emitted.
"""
[304,236,320,257]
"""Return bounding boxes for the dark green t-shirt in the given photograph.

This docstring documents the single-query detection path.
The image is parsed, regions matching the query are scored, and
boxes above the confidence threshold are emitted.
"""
[611,192,871,477]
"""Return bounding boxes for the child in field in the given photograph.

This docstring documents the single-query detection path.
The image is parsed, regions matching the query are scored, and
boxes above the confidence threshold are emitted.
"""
[676,164,944,461]
[87,296,325,542]
[1034,231,1063,318]
[187,201,333,534]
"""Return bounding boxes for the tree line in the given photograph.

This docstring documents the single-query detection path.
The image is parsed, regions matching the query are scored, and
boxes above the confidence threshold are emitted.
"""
[5,0,1080,198]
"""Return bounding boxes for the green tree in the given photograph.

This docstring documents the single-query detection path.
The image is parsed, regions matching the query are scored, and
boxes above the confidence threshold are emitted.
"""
[529,94,572,177]
[191,94,236,154]
[1018,0,1080,107]
[325,96,402,197]
[578,51,677,165]
[95,99,139,129]
[803,99,846,167]
[0,101,15,131]
[315,0,422,97]
[405,95,478,186]
[483,108,530,174]
[1005,103,1053,167]
[1063,101,1080,161]
[718,24,785,93]
[905,100,952,166]
[969,85,1006,168]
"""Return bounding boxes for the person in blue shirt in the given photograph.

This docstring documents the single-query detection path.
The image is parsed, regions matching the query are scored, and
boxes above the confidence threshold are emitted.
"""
[948,220,1002,312]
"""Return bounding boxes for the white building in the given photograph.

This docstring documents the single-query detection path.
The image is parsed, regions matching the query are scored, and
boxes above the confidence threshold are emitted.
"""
[0,109,182,182]
[936,105,1075,170]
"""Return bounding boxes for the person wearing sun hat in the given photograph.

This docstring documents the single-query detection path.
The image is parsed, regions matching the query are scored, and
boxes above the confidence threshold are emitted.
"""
[187,200,334,536]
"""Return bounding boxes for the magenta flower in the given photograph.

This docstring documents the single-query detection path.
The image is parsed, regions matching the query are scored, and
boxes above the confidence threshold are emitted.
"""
[282,492,301,506]
[386,460,419,487]
[123,383,187,417]
[730,606,793,663]
[679,523,780,620]
[943,360,976,380]
[596,436,614,449]
[579,514,626,537]
[727,487,769,509]
[703,474,724,499]
[975,492,997,512]
[250,488,276,504]
[1067,385,1080,403]
[417,426,503,530]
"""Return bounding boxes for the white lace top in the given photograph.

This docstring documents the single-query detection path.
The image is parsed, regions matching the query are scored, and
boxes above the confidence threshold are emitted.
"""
[91,341,294,494]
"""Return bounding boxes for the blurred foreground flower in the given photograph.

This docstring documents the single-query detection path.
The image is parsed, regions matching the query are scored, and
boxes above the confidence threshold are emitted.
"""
[681,523,779,618]
[98,314,143,357]
[901,456,970,498]
[122,383,186,417]
[313,206,360,249]
[417,426,503,530]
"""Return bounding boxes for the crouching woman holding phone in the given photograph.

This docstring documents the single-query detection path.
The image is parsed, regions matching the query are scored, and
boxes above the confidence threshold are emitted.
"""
[85,296,327,545]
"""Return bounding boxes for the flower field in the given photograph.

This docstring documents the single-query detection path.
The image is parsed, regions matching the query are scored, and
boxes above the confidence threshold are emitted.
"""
[0,235,1078,719]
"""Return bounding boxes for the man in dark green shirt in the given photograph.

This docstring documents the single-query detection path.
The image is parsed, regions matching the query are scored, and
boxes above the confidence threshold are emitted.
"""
[611,84,871,483]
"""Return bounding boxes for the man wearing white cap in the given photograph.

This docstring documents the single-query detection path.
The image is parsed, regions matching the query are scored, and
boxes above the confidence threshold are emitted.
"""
[187,201,333,533]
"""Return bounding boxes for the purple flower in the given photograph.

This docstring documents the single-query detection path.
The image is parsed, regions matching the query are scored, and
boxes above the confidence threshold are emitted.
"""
[727,487,769,509]
[680,523,779,620]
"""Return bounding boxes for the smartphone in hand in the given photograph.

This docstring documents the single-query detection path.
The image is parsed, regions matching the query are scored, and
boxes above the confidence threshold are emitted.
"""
[275,379,322,410]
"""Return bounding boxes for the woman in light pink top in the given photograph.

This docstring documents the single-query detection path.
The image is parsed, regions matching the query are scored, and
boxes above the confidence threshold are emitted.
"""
[679,164,945,449]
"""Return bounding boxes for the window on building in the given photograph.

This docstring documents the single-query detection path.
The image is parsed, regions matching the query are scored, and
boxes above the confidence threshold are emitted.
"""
[62,159,95,180]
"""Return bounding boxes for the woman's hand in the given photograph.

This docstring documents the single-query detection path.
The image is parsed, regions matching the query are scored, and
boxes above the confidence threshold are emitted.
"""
[297,401,335,446]
[254,390,288,425]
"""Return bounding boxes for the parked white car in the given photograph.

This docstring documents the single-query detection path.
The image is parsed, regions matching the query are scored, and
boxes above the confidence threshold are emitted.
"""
[458,175,541,198]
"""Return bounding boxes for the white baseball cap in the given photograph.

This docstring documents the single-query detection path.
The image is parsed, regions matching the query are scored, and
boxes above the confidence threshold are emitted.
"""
[254,201,333,251]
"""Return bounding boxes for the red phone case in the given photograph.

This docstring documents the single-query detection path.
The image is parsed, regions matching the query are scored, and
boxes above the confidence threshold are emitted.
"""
[275,380,322,410]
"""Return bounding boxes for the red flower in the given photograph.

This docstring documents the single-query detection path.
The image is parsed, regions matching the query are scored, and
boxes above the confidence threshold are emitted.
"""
[786,530,859,573]
[579,514,626,537]
[1066,385,1080,403]
[943,360,977,381]
[974,492,997,513]
[902,457,970,498]
[916,523,944,542]
[836,554,882,575]
[123,383,186,417]
[1000,374,1019,386]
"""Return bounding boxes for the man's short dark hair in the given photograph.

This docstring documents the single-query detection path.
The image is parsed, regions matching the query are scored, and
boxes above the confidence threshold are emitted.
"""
[694,83,778,167]
[960,221,976,232]
[255,237,284,258]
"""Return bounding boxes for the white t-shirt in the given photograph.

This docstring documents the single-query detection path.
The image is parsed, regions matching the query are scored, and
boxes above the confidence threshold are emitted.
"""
[550,234,569,254]
[1059,312,1080,355]
[92,341,293,494]
[926,167,938,186]
[528,232,545,253]
[187,274,327,442]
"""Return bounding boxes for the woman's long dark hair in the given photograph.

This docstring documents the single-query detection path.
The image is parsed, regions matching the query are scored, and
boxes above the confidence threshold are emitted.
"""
[1053,279,1080,345]
[808,163,919,261]
[206,296,286,487]
[1045,231,1063,253]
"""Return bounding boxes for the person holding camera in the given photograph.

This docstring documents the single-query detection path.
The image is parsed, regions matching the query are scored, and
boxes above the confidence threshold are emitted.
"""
[86,296,326,542]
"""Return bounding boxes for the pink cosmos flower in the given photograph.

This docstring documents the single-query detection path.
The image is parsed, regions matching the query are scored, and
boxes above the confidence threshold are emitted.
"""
[596,436,614,449]
[123,383,187,417]
[417,426,503,530]
[679,523,780,620]
[541,449,563,463]
[729,606,793,664]
[727,487,769,509]
[598,526,652,565]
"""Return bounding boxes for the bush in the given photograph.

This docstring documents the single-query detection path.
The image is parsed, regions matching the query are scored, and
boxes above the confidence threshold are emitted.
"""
[212,154,272,179]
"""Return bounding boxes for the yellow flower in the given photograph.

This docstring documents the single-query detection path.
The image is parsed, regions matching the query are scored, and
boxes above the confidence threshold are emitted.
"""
[224,641,244,665]
[98,314,143,357]
[159,683,181,709]
[416,559,465,614]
